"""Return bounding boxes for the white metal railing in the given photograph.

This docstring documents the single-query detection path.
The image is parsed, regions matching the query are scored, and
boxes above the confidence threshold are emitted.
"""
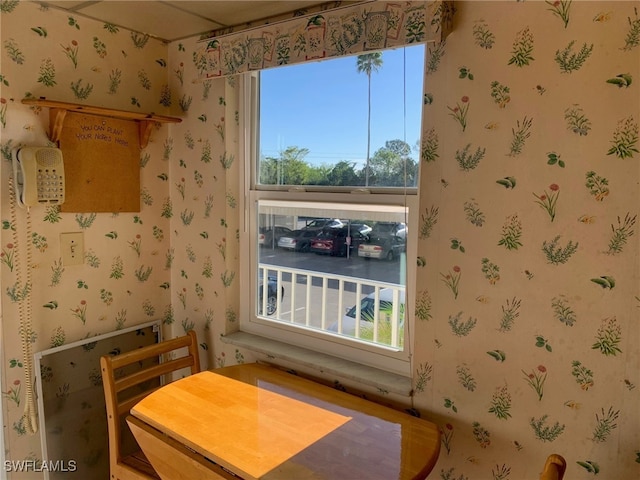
[258,263,405,348]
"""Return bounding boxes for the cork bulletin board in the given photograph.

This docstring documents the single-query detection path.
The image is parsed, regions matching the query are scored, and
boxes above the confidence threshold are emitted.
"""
[59,111,140,212]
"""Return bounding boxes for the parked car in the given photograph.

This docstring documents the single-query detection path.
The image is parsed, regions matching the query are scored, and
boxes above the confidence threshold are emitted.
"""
[310,225,368,256]
[301,218,343,231]
[358,222,407,261]
[259,226,293,248]
[258,274,284,316]
[328,288,405,343]
[373,221,407,239]
[277,229,319,252]
[350,223,372,236]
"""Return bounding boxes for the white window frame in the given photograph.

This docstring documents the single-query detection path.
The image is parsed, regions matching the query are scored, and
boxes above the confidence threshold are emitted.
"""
[238,68,420,376]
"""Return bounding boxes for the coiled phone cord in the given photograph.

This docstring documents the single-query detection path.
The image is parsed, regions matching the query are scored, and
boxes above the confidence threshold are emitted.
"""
[8,176,38,435]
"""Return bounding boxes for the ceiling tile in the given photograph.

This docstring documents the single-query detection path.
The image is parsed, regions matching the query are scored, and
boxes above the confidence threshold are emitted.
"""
[37,1,364,43]
[82,1,224,41]
[177,1,339,26]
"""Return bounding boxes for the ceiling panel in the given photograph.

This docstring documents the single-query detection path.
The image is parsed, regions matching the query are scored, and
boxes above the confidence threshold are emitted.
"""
[45,1,224,41]
[39,1,363,43]
[174,1,340,26]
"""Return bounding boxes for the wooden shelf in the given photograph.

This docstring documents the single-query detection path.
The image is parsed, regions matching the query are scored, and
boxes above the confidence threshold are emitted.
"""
[22,98,182,148]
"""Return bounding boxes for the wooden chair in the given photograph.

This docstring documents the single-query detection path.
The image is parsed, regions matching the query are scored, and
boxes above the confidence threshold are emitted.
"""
[101,330,200,480]
[540,454,566,480]
[126,415,237,480]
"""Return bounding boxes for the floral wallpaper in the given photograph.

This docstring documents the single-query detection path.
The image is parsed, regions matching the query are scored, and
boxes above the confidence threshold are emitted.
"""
[415,1,639,479]
[0,2,198,477]
[1,1,639,480]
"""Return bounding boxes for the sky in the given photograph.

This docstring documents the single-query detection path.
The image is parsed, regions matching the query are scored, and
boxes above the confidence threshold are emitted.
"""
[259,44,425,168]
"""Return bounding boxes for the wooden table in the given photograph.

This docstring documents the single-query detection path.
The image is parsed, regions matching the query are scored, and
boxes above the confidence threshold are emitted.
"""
[129,363,441,480]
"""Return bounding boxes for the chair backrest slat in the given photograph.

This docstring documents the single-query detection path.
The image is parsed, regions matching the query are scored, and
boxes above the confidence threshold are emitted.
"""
[114,356,195,394]
[109,333,198,370]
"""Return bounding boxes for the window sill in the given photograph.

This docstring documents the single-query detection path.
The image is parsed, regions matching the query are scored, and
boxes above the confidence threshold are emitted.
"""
[221,331,413,397]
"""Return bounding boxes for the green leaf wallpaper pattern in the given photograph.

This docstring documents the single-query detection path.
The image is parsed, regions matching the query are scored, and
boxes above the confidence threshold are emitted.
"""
[416,1,639,478]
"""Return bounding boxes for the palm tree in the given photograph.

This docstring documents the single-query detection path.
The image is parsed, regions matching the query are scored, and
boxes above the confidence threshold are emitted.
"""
[356,52,383,186]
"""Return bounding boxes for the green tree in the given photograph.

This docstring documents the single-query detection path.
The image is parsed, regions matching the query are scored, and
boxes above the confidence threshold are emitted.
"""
[326,160,362,186]
[259,156,279,184]
[369,139,418,186]
[307,164,333,185]
[259,146,311,185]
[356,52,384,186]
[259,140,417,187]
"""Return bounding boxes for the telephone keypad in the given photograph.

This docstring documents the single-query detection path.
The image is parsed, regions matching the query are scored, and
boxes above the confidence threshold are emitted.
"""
[37,168,64,203]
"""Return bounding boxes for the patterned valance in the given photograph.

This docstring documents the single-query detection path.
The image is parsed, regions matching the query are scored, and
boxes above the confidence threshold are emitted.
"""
[193,1,454,80]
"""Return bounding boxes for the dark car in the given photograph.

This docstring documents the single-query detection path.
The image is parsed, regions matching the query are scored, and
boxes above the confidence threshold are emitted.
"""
[259,226,293,248]
[258,275,284,315]
[310,225,369,256]
[358,222,407,261]
[277,229,319,252]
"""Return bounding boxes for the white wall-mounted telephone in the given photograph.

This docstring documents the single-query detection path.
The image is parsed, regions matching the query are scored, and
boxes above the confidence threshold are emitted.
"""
[12,147,66,208]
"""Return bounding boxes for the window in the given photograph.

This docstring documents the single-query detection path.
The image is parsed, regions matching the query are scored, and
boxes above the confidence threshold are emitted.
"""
[240,45,424,375]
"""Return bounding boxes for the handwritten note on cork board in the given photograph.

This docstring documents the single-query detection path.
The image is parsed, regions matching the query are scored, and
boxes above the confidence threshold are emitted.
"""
[59,112,140,212]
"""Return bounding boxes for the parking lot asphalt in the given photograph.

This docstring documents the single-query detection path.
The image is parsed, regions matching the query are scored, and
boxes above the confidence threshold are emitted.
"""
[258,245,404,286]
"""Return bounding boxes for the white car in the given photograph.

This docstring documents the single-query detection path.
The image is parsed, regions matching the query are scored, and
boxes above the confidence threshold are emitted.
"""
[259,226,293,248]
[328,288,405,343]
[277,229,318,252]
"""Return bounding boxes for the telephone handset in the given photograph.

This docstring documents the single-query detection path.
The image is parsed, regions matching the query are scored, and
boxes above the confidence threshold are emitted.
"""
[12,147,65,208]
